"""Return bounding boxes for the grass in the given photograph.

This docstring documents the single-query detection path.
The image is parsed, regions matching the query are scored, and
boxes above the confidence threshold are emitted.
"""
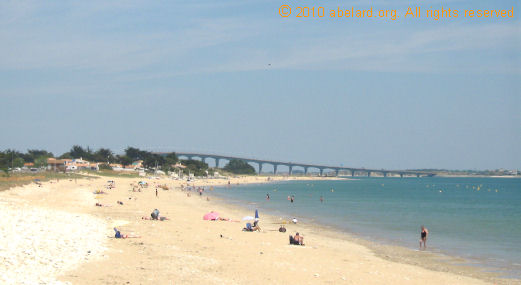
[81,169,142,178]
[0,171,93,192]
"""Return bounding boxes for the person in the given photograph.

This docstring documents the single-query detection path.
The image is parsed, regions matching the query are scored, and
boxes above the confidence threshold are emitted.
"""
[292,218,298,224]
[142,216,169,221]
[290,195,294,203]
[114,228,140,239]
[243,220,260,232]
[252,220,261,231]
[289,232,304,245]
[266,193,270,200]
[151,209,160,220]
[155,188,158,197]
[420,225,429,250]
[320,196,324,203]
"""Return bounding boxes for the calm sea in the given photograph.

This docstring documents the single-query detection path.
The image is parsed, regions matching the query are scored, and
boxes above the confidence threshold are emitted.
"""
[211,177,521,278]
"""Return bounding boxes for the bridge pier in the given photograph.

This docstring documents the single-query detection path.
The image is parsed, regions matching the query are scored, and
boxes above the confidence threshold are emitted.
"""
[258,163,263,175]
[335,169,339,176]
[304,167,308,175]
[319,168,324,176]
[367,171,371,177]
[288,165,293,176]
[351,170,355,177]
[400,173,404,178]
[215,158,220,168]
[273,164,278,174]
[383,172,387,177]
[201,157,207,164]
[417,174,420,178]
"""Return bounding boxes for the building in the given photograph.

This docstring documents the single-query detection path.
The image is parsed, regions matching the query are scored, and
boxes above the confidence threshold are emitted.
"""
[47,157,98,171]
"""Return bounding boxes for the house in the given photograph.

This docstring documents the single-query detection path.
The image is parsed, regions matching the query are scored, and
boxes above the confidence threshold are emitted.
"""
[47,158,66,172]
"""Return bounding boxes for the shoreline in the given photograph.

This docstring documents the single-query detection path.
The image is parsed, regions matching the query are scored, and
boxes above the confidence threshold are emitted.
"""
[1,174,517,284]
[206,186,518,285]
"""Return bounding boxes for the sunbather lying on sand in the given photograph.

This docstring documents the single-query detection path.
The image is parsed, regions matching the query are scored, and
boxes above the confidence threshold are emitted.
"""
[95,203,111,207]
[113,228,141,239]
[289,232,304,245]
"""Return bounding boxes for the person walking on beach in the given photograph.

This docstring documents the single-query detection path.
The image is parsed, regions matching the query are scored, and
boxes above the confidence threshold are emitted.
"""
[155,188,158,198]
[420,225,429,250]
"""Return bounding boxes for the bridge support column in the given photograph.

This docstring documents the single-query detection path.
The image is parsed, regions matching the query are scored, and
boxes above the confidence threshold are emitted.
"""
[400,173,404,178]
[273,164,278,175]
[187,156,193,160]
[215,158,220,168]
[258,163,263,175]
[367,171,371,177]
[335,169,339,176]
[319,168,324,176]
[201,157,206,164]
[304,167,308,175]
[417,174,420,178]
[351,170,355,177]
[383,172,387,177]
[289,165,293,176]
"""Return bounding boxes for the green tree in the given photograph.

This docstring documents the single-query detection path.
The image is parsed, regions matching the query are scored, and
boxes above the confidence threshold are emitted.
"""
[223,159,256,175]
[34,156,49,168]
[93,148,114,163]
[12,157,25,168]
[25,149,54,162]
[117,155,133,167]
[0,152,9,174]
[125,147,145,161]
[181,159,209,176]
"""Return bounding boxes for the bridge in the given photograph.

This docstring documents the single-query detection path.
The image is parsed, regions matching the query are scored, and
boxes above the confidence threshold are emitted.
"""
[157,152,435,177]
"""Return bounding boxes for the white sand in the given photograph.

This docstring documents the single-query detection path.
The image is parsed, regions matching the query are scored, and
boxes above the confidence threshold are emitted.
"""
[0,202,107,284]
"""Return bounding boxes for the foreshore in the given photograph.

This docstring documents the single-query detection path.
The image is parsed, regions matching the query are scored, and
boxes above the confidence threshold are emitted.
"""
[0,174,516,284]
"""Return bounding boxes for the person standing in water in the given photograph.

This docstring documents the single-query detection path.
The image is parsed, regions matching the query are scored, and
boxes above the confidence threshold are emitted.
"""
[420,225,428,250]
[266,193,270,200]
[320,195,323,203]
[290,195,294,203]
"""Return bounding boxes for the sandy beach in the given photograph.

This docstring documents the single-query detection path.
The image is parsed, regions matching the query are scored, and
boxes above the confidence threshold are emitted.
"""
[0,175,516,284]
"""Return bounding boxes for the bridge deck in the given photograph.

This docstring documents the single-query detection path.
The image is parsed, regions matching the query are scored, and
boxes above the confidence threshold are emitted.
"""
[156,152,435,176]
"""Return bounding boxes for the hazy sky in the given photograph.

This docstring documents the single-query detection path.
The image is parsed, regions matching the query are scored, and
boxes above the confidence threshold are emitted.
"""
[1,0,520,170]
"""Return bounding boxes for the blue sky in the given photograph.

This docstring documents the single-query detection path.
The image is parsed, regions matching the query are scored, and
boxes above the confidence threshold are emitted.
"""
[1,0,520,170]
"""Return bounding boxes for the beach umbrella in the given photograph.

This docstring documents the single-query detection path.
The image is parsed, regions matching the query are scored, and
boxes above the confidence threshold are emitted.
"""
[242,216,255,221]
[203,212,220,220]
[255,209,259,219]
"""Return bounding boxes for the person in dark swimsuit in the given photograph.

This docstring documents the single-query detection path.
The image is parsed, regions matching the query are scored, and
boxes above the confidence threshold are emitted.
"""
[419,225,428,250]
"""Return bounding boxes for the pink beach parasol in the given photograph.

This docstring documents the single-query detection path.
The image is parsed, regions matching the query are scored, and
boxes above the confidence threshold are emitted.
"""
[203,212,220,220]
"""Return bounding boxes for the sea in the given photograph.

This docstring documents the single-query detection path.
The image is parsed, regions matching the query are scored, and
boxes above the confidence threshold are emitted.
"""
[210,177,521,278]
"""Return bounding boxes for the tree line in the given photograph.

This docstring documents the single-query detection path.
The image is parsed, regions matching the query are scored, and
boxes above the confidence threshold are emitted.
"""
[0,146,256,176]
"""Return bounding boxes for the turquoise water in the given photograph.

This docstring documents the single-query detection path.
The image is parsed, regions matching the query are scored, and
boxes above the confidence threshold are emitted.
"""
[211,177,521,278]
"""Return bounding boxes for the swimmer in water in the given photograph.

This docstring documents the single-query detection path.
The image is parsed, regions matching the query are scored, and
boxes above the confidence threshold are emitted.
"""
[320,196,323,203]
[419,225,428,250]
